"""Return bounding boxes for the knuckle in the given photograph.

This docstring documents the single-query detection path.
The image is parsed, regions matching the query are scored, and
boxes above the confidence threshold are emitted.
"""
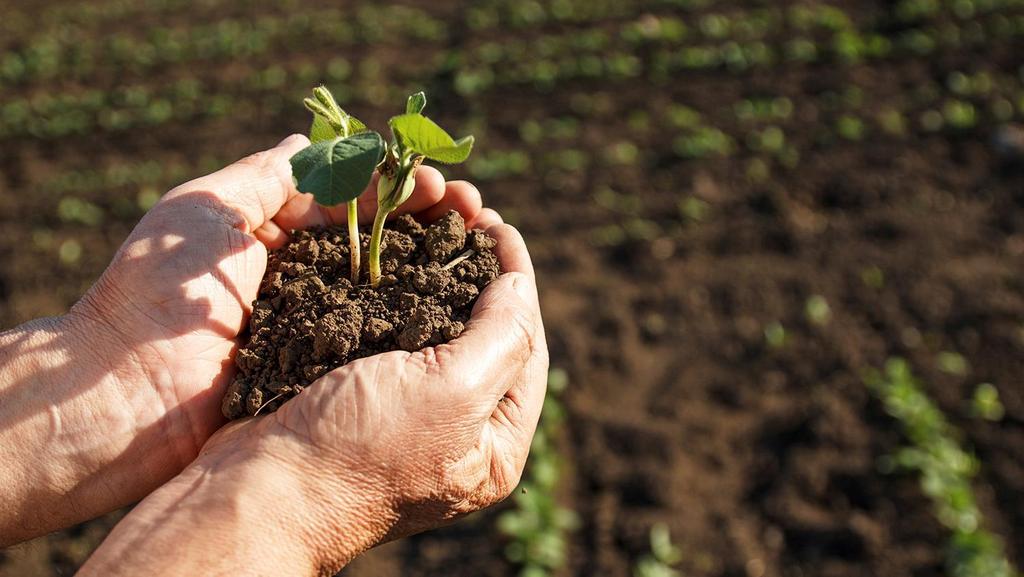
[494,456,525,502]
[238,149,275,170]
[502,304,536,359]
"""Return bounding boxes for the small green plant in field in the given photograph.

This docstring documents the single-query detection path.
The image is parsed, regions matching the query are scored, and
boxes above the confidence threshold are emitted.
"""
[938,351,969,376]
[805,295,832,325]
[764,321,787,348]
[969,383,1004,422]
[865,359,1017,577]
[836,115,865,140]
[633,524,684,577]
[498,369,578,577]
[943,100,978,130]
[677,196,709,222]
[289,87,474,287]
[860,265,885,288]
[877,109,907,136]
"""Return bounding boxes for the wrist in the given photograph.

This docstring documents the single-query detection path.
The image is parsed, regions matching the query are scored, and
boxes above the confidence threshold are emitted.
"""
[80,436,318,576]
[213,418,399,573]
[84,417,397,576]
[0,314,158,543]
[0,310,197,545]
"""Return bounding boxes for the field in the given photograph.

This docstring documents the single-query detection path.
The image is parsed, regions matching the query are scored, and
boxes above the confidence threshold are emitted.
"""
[1,0,1023,575]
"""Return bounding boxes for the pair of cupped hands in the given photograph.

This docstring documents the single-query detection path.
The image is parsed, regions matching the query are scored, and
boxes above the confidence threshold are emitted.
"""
[0,135,548,575]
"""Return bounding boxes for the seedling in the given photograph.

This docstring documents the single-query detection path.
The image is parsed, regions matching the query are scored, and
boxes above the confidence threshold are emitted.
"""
[865,359,1017,577]
[288,87,474,287]
[969,383,1004,422]
[295,86,375,283]
[804,294,831,325]
[633,524,684,577]
[372,92,474,286]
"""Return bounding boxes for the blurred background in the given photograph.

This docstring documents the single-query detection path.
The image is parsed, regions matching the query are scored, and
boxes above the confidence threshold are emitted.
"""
[1,0,1023,575]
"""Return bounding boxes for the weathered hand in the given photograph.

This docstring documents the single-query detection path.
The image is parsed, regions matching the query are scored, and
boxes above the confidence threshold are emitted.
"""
[0,134,496,544]
[78,222,549,576]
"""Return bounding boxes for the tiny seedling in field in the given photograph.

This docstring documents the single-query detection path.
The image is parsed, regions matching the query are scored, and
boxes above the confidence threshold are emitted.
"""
[498,369,578,577]
[289,87,474,287]
[969,383,1004,422]
[633,524,684,577]
[865,359,1017,577]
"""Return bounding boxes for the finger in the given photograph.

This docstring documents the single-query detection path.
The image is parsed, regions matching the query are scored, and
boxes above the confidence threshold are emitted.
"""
[166,134,310,233]
[253,219,290,250]
[479,224,546,434]
[490,305,549,467]
[414,180,483,225]
[272,166,447,231]
[423,271,541,405]
[356,166,447,224]
[484,224,535,280]
[469,208,503,229]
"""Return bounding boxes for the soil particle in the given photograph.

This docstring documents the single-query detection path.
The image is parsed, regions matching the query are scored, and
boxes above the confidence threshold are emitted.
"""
[313,302,362,360]
[425,210,467,262]
[397,302,450,351]
[221,211,500,419]
[364,318,394,342]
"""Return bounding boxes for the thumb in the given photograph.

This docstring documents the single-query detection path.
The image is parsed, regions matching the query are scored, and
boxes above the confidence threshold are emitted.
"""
[166,134,310,233]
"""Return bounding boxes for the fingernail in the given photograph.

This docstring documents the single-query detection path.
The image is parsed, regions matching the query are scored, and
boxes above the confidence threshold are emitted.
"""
[513,274,533,301]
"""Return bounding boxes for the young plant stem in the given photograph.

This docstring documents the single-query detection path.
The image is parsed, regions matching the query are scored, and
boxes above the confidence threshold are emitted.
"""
[368,207,390,287]
[347,200,360,284]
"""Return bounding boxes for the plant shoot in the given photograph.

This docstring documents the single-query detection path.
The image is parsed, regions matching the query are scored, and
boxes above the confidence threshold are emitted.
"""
[293,86,377,284]
[288,87,474,287]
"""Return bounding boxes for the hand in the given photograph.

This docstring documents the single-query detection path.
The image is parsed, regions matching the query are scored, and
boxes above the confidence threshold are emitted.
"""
[0,134,499,543]
[79,222,549,576]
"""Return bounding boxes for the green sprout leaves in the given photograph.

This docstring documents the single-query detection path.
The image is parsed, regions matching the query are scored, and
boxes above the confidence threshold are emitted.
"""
[297,86,376,284]
[389,113,475,164]
[290,132,384,206]
[304,85,368,141]
[287,87,474,287]
[406,91,427,115]
[865,359,1018,577]
[633,524,683,577]
[309,112,367,143]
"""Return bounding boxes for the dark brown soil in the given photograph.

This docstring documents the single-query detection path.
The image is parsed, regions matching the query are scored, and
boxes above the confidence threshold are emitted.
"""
[222,210,500,419]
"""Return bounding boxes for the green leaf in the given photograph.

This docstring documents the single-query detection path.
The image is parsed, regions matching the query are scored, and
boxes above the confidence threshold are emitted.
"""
[309,115,336,143]
[406,91,427,115]
[389,113,474,164]
[304,97,339,126]
[312,85,340,113]
[290,132,385,206]
[346,115,369,135]
[310,112,369,142]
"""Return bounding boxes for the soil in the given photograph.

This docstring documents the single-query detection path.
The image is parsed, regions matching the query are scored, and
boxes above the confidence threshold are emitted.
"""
[222,210,500,419]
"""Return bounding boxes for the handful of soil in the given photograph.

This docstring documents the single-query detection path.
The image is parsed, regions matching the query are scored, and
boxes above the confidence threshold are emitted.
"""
[221,210,500,419]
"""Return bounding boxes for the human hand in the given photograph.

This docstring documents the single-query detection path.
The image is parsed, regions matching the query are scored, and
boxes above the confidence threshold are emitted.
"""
[78,222,549,576]
[0,134,497,544]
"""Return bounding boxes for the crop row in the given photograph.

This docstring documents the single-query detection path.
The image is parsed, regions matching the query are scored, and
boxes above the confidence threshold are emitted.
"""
[894,0,1024,22]
[0,5,446,86]
[38,159,220,197]
[497,370,577,576]
[0,0,223,39]
[0,56,435,141]
[6,4,1022,97]
[865,359,1017,577]
[458,16,1024,97]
